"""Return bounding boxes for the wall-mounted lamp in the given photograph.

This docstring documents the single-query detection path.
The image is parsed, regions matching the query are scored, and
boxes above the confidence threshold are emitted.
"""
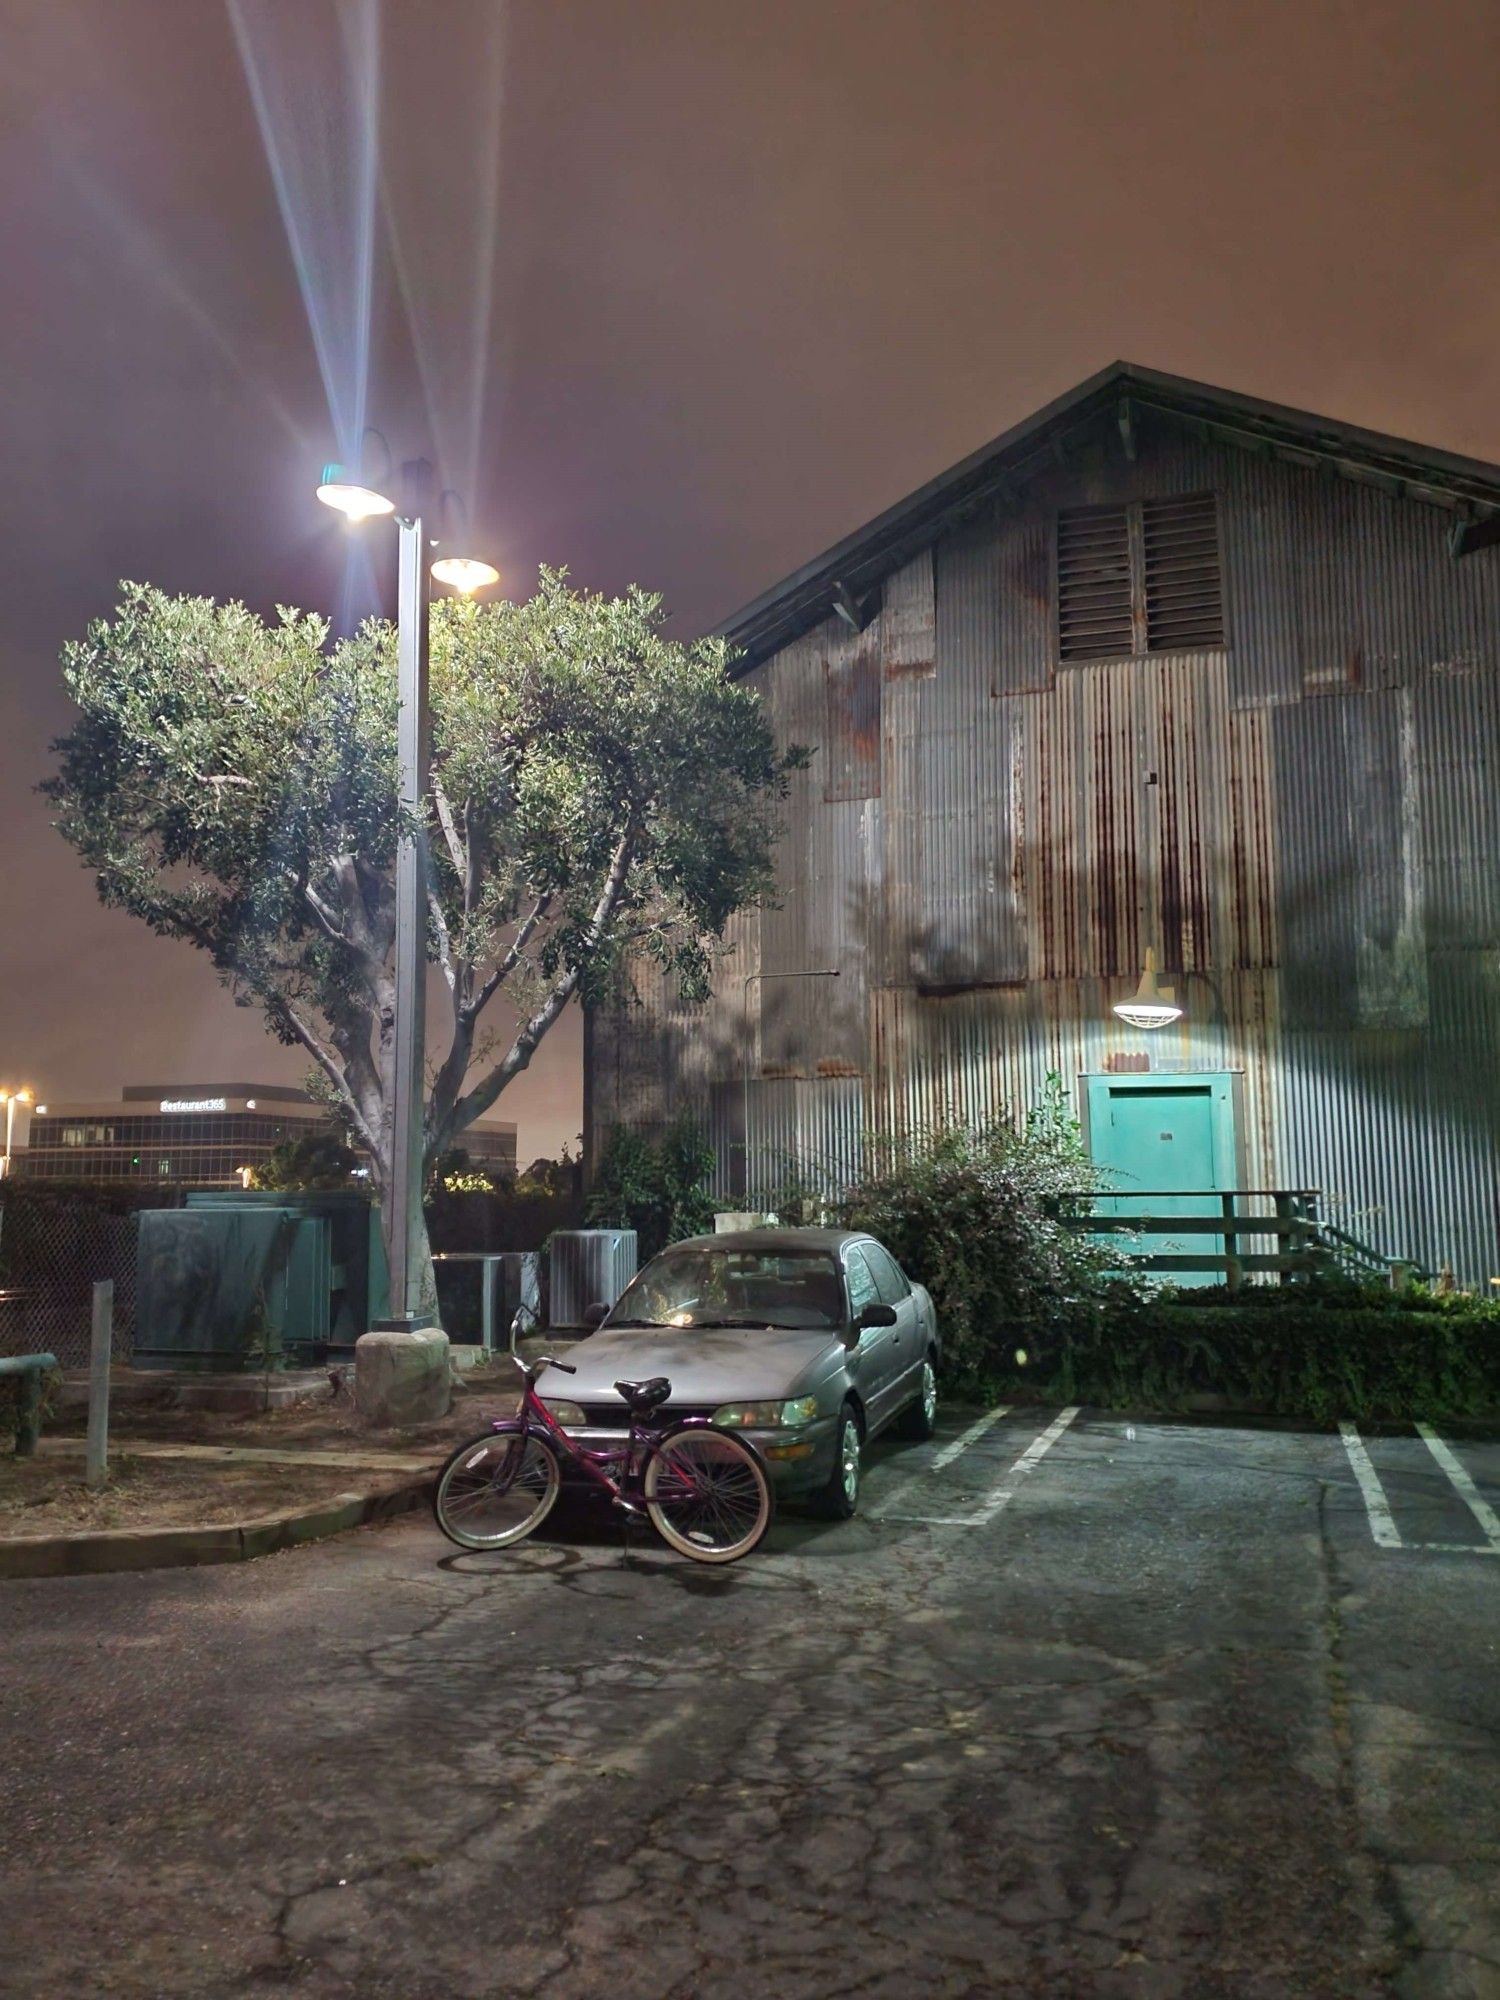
[1112,947,1183,1031]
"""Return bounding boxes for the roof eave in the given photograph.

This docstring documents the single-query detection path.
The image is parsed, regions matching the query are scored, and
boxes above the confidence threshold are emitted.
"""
[717,361,1500,673]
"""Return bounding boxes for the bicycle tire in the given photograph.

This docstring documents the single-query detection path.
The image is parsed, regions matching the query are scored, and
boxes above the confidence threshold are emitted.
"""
[433,1426,561,1550]
[643,1423,773,1564]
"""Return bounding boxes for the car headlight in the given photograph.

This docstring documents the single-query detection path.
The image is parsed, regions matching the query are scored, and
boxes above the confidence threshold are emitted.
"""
[712,1396,820,1429]
[541,1399,585,1426]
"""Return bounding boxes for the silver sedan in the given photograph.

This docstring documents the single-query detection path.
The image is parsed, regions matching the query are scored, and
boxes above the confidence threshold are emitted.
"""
[535,1228,941,1517]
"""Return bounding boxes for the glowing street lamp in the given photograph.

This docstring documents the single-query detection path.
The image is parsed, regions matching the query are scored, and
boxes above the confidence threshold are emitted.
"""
[316,453,496,1325]
[1112,948,1183,1031]
[315,465,396,521]
[430,555,500,595]
[0,1087,34,1178]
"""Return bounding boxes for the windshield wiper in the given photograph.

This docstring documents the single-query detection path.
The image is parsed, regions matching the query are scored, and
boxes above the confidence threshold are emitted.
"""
[682,1316,787,1329]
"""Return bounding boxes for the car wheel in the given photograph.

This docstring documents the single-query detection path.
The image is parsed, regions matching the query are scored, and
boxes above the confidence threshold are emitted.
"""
[813,1403,862,1519]
[895,1355,939,1441]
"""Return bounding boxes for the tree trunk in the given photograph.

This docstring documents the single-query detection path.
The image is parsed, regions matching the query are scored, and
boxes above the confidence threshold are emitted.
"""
[376,1172,442,1330]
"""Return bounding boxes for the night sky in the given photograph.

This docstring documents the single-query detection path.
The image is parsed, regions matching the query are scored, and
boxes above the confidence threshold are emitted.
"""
[1,0,1497,1160]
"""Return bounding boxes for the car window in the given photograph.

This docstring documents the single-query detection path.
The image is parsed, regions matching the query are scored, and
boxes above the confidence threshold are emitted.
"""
[862,1243,911,1306]
[843,1246,880,1318]
[607,1246,843,1330]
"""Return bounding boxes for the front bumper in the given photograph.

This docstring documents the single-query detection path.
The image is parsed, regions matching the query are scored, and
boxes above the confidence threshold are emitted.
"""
[558,1416,838,1498]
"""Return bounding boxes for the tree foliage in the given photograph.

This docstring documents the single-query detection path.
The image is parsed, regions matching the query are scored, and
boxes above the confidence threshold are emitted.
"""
[249,1131,361,1192]
[587,1116,717,1262]
[45,572,797,1278]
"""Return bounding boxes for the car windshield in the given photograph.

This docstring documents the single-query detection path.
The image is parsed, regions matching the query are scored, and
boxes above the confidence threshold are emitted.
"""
[607,1247,844,1331]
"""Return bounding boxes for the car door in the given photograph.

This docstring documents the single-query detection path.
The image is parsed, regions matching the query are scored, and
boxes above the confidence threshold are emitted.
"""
[842,1243,903,1434]
[861,1241,923,1408]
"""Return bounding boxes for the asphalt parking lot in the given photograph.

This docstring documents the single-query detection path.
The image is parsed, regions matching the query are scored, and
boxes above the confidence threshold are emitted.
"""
[2,1404,1497,2000]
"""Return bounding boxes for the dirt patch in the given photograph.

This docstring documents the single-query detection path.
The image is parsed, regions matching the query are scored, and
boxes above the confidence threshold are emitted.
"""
[0,1453,384,1539]
[48,1361,523,1457]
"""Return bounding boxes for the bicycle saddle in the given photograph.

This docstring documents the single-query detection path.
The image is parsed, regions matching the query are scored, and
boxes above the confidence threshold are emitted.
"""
[614,1376,672,1411]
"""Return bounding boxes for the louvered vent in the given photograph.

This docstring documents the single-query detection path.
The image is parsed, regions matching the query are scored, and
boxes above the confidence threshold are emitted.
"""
[1142,493,1224,651]
[1057,505,1134,662]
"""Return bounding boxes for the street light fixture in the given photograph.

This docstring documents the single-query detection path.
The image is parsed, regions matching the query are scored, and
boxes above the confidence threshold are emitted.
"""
[316,454,496,1324]
[0,1087,34,1179]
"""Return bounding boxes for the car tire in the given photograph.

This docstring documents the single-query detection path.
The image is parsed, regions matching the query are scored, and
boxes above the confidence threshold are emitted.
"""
[894,1354,939,1441]
[812,1403,862,1519]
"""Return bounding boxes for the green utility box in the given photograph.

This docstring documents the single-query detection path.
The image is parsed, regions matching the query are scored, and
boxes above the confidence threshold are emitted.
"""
[135,1191,388,1371]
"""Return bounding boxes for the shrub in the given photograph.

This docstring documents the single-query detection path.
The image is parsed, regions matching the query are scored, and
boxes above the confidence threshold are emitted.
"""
[1021,1297,1500,1423]
[425,1150,583,1254]
[250,1131,360,1191]
[838,1090,1126,1397]
[587,1117,716,1262]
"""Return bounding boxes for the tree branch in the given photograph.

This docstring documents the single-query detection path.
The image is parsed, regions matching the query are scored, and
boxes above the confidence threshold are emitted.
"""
[431,773,467,884]
[284,868,349,948]
[463,890,553,1025]
[428,886,454,991]
[447,827,635,1143]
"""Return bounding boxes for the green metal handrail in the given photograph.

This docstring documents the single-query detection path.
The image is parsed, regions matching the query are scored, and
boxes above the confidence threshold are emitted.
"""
[1064,1190,1425,1289]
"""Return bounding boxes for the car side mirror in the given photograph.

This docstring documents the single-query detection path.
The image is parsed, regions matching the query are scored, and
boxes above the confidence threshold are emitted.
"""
[858,1301,898,1329]
[582,1301,609,1328]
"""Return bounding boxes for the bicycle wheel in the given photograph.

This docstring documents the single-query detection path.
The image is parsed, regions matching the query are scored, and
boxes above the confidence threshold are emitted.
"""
[644,1425,773,1564]
[433,1428,561,1550]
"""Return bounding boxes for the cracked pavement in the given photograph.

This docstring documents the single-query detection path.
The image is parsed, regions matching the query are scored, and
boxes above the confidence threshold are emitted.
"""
[2,1410,1497,1999]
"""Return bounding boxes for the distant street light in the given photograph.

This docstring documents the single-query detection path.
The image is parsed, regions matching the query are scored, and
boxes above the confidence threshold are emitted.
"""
[316,451,497,1322]
[0,1087,34,1179]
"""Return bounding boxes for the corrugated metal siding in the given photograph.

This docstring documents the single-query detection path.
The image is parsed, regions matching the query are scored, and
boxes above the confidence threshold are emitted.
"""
[591,408,1500,1282]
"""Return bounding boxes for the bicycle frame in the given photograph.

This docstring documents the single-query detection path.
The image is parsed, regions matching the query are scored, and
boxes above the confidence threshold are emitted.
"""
[495,1371,719,1508]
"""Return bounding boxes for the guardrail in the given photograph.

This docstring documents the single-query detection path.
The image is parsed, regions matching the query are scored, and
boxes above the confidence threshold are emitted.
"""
[1067,1190,1421,1290]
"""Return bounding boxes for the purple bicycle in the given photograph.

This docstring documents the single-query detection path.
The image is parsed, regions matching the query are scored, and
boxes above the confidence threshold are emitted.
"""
[432,1325,774,1565]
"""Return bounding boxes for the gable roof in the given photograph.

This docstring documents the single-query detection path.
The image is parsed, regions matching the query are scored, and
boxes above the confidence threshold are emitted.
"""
[719,360,1500,670]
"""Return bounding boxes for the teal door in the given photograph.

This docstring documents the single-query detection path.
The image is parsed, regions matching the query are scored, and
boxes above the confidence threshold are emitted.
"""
[1084,1074,1237,1286]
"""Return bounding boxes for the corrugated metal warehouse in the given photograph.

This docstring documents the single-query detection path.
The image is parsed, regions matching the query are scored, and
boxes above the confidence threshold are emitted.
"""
[586,363,1500,1283]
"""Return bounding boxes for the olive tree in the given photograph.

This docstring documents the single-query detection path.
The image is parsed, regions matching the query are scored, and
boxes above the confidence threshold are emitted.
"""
[46,570,795,1303]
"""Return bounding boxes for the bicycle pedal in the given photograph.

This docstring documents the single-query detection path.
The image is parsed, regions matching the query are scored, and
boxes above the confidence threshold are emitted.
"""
[613,1498,647,1518]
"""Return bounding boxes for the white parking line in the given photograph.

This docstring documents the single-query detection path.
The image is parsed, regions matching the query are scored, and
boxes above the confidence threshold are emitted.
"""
[1338,1421,1404,1548]
[882,1406,1080,1528]
[871,1404,1010,1520]
[930,1404,1013,1471]
[1416,1423,1500,1552]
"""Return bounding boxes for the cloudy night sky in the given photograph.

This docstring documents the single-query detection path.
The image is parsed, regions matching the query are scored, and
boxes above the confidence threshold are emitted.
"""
[1,0,1497,1158]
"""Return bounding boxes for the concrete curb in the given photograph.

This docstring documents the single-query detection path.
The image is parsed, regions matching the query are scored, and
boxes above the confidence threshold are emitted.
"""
[0,1471,435,1580]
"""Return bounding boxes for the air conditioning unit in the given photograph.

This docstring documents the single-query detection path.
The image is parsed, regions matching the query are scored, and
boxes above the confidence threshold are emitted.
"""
[432,1250,541,1349]
[549,1229,638,1329]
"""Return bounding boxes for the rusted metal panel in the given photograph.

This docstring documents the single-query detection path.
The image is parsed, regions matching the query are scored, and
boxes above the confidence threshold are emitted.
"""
[933,504,1053,695]
[822,629,881,803]
[708,1075,864,1204]
[1273,689,1428,1032]
[1416,667,1500,948]
[881,549,935,679]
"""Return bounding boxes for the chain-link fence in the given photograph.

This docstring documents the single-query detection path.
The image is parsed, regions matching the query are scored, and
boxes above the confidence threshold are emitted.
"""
[0,1187,167,1366]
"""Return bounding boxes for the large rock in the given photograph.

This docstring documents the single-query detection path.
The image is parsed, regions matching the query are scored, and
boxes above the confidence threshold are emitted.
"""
[355,1326,451,1427]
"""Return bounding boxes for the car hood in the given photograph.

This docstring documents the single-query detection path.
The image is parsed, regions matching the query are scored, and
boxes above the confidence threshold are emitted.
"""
[539,1324,843,1408]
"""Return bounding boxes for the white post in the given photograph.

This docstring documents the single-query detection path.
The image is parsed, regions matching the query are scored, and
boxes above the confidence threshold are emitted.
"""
[86,1278,113,1491]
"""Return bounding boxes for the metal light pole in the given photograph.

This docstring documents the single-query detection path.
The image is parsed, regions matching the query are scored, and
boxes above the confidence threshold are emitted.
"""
[741,970,839,1201]
[387,468,431,1322]
[316,453,497,1324]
